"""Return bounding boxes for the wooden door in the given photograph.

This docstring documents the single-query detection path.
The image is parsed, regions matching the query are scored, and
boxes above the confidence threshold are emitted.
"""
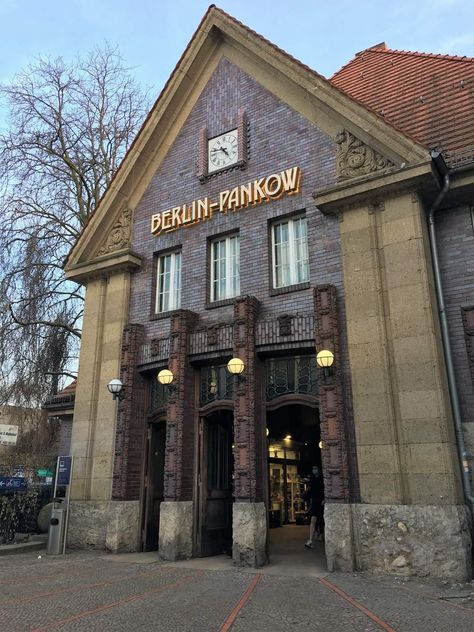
[142,422,166,551]
[199,411,233,557]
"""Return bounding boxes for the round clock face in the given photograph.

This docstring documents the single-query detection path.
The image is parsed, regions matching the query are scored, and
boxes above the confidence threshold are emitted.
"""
[208,131,238,173]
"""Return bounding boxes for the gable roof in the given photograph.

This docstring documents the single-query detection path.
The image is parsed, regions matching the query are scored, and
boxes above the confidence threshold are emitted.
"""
[65,6,429,275]
[331,43,474,167]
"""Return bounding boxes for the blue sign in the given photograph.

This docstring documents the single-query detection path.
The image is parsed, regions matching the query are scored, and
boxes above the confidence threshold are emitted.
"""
[57,456,72,486]
[0,477,27,491]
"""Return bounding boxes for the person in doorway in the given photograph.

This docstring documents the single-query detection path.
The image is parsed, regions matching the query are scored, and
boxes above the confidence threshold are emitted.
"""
[304,465,324,548]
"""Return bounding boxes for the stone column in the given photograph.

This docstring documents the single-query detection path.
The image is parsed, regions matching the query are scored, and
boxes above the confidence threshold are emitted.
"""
[337,192,471,579]
[232,296,267,567]
[159,310,197,560]
[68,271,134,549]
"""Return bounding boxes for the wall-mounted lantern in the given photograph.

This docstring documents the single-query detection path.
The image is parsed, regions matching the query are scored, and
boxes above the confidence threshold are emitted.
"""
[316,349,334,378]
[157,368,177,393]
[226,357,245,382]
[107,378,125,401]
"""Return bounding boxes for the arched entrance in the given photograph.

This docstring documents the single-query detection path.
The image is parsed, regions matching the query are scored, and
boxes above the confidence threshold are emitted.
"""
[264,354,326,565]
[266,401,325,565]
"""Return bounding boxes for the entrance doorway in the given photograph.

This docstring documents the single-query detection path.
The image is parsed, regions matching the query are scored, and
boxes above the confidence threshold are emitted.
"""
[267,404,323,559]
[141,421,166,551]
[198,409,234,557]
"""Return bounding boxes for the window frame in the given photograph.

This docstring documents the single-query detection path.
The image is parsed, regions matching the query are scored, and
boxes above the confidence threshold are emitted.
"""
[271,214,309,290]
[209,233,240,303]
[154,248,182,315]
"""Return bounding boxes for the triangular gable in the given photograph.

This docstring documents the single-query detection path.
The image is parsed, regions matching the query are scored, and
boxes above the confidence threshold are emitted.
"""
[65,5,429,278]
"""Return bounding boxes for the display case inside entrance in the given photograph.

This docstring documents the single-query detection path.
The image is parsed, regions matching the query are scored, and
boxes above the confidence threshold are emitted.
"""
[268,440,309,526]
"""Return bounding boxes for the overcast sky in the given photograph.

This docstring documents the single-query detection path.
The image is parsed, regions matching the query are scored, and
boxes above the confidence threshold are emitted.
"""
[1,0,473,122]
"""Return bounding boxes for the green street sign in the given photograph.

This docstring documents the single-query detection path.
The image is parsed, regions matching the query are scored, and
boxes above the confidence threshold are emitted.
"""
[37,469,53,477]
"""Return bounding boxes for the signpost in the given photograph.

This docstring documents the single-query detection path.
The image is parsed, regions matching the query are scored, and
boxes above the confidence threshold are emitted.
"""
[52,455,74,555]
[37,469,54,478]
[0,477,27,492]
[0,424,19,446]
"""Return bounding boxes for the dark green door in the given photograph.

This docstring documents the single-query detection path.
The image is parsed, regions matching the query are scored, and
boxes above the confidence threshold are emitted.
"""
[142,421,166,551]
[199,411,233,557]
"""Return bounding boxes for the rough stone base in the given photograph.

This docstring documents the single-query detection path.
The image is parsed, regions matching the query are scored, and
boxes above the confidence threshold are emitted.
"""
[158,501,193,561]
[106,501,140,552]
[67,500,140,552]
[325,503,472,580]
[232,502,267,567]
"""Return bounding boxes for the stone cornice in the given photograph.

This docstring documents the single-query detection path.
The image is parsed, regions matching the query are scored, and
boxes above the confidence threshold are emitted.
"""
[65,250,142,284]
[313,160,435,214]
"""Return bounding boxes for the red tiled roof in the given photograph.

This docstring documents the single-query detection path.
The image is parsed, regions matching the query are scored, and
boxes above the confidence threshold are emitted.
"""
[57,380,76,396]
[331,43,474,166]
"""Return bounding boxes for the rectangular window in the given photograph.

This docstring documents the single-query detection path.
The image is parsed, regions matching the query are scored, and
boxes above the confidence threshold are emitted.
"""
[211,235,240,302]
[155,250,181,313]
[272,216,309,288]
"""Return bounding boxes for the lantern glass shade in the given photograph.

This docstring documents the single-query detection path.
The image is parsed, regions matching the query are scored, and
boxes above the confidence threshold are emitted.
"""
[227,357,245,375]
[107,378,123,395]
[316,350,334,369]
[158,369,174,385]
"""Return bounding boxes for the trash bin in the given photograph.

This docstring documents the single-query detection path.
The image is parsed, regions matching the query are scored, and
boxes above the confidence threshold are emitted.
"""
[46,505,66,555]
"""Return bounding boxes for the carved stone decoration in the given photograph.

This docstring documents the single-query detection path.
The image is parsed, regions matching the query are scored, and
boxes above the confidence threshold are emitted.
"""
[278,314,292,336]
[206,325,218,346]
[335,130,395,181]
[96,207,132,257]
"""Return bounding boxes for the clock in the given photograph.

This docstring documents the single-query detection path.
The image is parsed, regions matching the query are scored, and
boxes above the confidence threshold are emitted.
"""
[208,129,239,174]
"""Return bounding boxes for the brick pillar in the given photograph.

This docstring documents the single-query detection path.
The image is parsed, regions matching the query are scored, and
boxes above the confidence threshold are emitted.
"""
[112,323,147,501]
[163,310,198,502]
[232,296,266,567]
[314,285,350,503]
[232,296,261,501]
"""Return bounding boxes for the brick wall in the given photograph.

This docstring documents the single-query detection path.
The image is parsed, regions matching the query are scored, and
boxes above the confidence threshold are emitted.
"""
[127,57,358,498]
[436,205,474,423]
[436,204,474,477]
[129,58,340,333]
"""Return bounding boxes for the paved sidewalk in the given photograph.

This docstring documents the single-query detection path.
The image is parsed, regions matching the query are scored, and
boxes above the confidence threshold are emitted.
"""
[0,551,473,631]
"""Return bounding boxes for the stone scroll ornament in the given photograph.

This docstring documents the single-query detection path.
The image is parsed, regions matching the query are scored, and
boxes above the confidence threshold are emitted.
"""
[96,207,132,257]
[335,130,394,181]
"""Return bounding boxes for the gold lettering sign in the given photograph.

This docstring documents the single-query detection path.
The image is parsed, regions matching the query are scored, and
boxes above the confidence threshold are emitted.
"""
[150,166,301,236]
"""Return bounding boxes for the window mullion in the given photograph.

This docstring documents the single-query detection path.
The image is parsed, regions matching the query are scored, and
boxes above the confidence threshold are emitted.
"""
[225,237,231,299]
[271,227,277,288]
[155,257,162,313]
[211,242,216,302]
[170,252,176,310]
[288,220,296,285]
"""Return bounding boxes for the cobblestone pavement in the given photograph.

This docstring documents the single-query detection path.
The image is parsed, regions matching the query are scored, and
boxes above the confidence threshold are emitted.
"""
[0,551,473,631]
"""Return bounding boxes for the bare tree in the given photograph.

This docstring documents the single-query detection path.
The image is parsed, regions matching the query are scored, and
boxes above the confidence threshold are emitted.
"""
[0,44,149,406]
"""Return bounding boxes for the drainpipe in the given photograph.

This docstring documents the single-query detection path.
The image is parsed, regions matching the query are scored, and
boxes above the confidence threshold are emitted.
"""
[428,150,474,517]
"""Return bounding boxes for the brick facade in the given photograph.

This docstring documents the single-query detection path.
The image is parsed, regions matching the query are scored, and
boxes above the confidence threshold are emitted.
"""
[436,205,474,425]
[113,324,147,501]
[118,57,359,536]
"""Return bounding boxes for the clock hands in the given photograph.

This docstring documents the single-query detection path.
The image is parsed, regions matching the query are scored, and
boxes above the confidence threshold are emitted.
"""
[211,146,230,157]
